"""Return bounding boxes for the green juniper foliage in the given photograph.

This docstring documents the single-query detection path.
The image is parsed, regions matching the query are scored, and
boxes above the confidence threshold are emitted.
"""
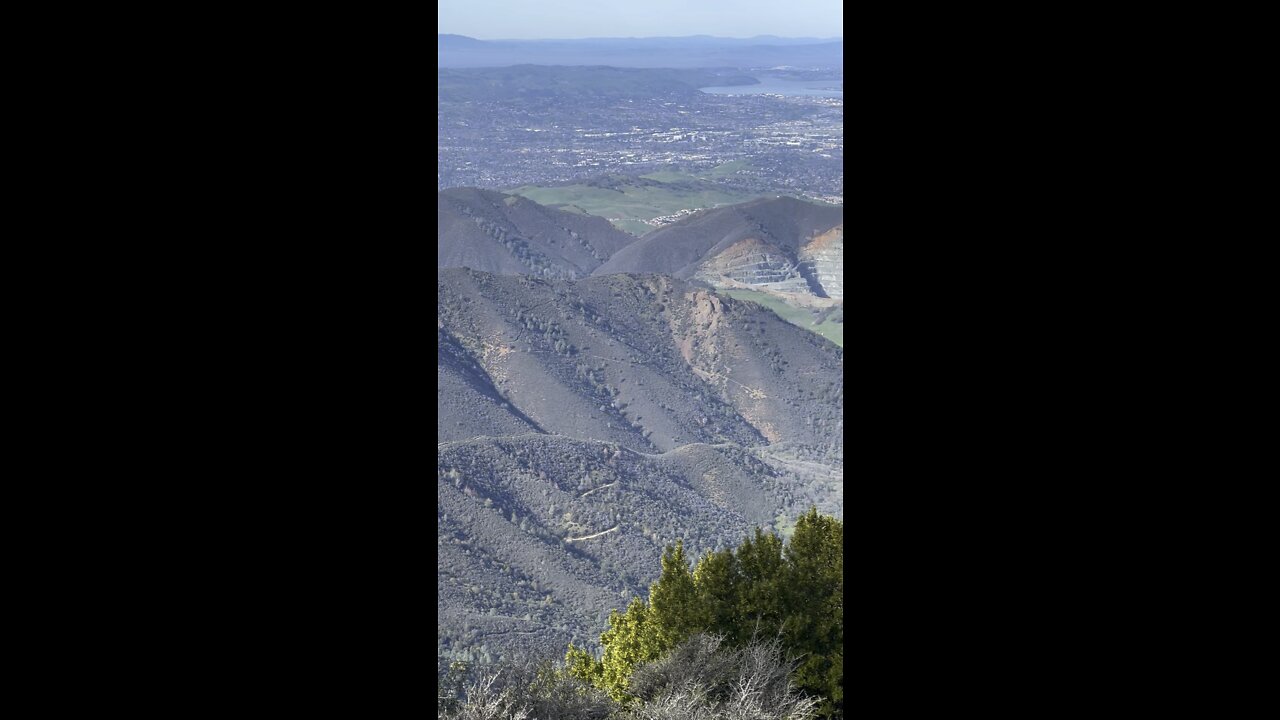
[566,508,843,717]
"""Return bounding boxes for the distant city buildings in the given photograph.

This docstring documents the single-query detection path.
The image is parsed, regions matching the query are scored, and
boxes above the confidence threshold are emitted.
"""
[438,91,843,195]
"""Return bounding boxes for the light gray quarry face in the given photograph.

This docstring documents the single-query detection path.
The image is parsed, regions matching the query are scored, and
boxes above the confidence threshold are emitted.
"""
[799,226,843,299]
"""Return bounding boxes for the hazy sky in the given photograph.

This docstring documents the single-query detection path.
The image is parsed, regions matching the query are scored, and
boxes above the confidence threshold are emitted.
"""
[438,0,842,40]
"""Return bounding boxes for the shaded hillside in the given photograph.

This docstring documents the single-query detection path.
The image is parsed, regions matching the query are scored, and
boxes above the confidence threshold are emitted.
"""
[594,197,843,301]
[439,188,636,279]
[438,327,542,442]
[438,434,840,666]
[437,269,844,668]
[438,268,843,457]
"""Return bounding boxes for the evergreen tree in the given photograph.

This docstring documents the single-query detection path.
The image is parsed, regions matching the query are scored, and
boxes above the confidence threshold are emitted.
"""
[568,597,658,703]
[566,508,844,716]
[783,507,844,716]
[733,528,788,644]
[692,547,739,635]
[647,540,697,648]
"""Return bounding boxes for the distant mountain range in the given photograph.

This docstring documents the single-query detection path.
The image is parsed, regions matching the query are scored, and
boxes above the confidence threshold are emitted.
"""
[441,34,841,45]
[438,34,843,69]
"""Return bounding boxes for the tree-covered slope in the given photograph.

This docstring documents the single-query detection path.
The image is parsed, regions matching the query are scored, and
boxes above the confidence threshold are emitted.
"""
[439,188,637,279]
[438,268,843,456]
[438,434,831,664]
[437,268,843,670]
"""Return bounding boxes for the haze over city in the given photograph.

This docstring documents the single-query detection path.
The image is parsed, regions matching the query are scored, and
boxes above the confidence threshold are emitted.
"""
[438,0,843,40]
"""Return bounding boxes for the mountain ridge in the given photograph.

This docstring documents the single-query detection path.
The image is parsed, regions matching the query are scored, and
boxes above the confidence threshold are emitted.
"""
[439,187,637,279]
[438,36,843,69]
[594,196,843,302]
[437,268,843,667]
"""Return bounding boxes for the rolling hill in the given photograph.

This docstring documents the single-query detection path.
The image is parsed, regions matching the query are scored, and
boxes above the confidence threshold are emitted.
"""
[594,196,844,317]
[438,268,843,455]
[440,189,845,343]
[439,187,637,279]
[594,198,840,283]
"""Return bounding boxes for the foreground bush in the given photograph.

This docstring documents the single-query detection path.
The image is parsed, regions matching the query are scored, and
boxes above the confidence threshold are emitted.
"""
[439,658,614,720]
[439,634,816,720]
[619,633,818,720]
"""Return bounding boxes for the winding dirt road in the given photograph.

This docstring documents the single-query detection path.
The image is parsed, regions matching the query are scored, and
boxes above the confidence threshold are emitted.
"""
[565,525,619,542]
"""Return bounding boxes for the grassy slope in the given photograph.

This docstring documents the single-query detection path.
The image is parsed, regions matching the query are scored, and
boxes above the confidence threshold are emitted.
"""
[613,219,656,236]
[718,288,844,347]
[699,159,753,179]
[510,178,758,235]
[639,170,701,183]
